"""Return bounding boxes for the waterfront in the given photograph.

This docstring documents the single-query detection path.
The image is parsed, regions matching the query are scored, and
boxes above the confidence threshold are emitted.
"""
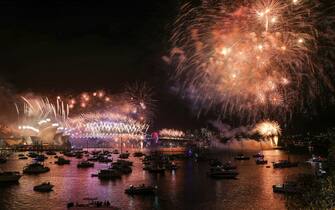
[0,149,311,210]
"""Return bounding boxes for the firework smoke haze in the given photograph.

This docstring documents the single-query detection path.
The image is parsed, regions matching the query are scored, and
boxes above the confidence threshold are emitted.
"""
[169,0,335,122]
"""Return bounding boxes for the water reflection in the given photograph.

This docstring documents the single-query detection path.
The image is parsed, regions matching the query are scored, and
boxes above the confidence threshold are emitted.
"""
[0,149,310,210]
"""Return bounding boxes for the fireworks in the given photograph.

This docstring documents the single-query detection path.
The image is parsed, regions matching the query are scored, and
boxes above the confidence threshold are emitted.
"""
[168,0,334,122]
[253,120,281,145]
[159,129,185,138]
[13,96,69,143]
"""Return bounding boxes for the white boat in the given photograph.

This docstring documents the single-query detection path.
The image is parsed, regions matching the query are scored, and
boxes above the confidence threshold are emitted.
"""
[0,170,22,182]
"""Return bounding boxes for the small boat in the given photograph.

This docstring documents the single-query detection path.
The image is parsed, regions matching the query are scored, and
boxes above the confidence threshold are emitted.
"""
[0,156,7,164]
[87,156,99,161]
[98,169,121,180]
[76,154,83,159]
[306,155,327,164]
[133,152,144,157]
[253,153,265,158]
[118,153,130,159]
[19,156,28,160]
[125,184,157,195]
[272,182,299,194]
[110,164,132,174]
[46,151,56,156]
[221,162,237,170]
[23,163,50,174]
[28,152,39,158]
[55,157,71,165]
[256,157,268,165]
[34,155,48,162]
[234,154,250,160]
[0,170,22,183]
[64,152,76,157]
[116,159,133,166]
[147,165,165,173]
[112,149,119,154]
[98,156,113,163]
[273,160,298,168]
[209,159,223,167]
[18,154,25,157]
[208,167,238,179]
[77,161,94,168]
[33,182,54,192]
[67,198,120,209]
[165,162,178,170]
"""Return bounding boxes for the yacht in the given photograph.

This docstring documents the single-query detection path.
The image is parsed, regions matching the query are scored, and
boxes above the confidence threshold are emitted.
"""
[256,157,268,165]
[208,167,238,179]
[133,152,145,157]
[77,161,94,168]
[125,184,157,195]
[234,154,250,160]
[33,182,54,192]
[253,152,265,158]
[118,153,130,159]
[0,170,22,182]
[67,198,120,209]
[23,163,50,174]
[272,182,299,194]
[0,156,7,164]
[273,160,298,168]
[97,169,121,180]
[55,157,71,165]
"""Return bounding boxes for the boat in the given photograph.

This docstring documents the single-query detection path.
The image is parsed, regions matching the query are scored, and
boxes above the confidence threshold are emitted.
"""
[0,156,7,164]
[116,159,133,166]
[273,160,298,168]
[147,165,165,173]
[76,154,83,159]
[133,152,144,157]
[87,156,99,161]
[0,170,22,182]
[77,161,94,168]
[55,157,71,165]
[118,153,130,159]
[33,182,54,192]
[97,169,121,180]
[34,155,48,162]
[112,149,119,154]
[46,151,56,156]
[256,157,268,165]
[19,156,28,160]
[125,184,157,195]
[208,167,238,179]
[272,182,299,194]
[67,198,120,209]
[18,154,25,157]
[23,163,50,174]
[28,152,39,158]
[209,159,223,167]
[234,154,250,160]
[221,162,237,170]
[253,152,265,158]
[98,156,113,163]
[110,164,132,174]
[165,162,178,170]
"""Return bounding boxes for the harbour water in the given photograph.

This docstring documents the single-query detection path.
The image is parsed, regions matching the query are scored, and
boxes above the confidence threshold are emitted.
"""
[0,149,311,210]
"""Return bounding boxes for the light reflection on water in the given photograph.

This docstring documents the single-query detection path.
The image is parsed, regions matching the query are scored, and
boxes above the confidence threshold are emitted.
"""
[0,149,310,210]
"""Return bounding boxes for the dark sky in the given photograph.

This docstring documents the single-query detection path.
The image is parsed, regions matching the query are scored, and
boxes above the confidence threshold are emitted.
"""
[0,0,203,130]
[0,0,334,132]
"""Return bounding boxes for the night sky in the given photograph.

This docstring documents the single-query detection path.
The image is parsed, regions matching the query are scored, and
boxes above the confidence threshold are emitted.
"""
[0,0,204,130]
[0,0,334,132]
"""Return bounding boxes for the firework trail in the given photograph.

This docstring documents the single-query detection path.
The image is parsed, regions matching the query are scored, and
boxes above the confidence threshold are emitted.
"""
[168,0,335,122]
